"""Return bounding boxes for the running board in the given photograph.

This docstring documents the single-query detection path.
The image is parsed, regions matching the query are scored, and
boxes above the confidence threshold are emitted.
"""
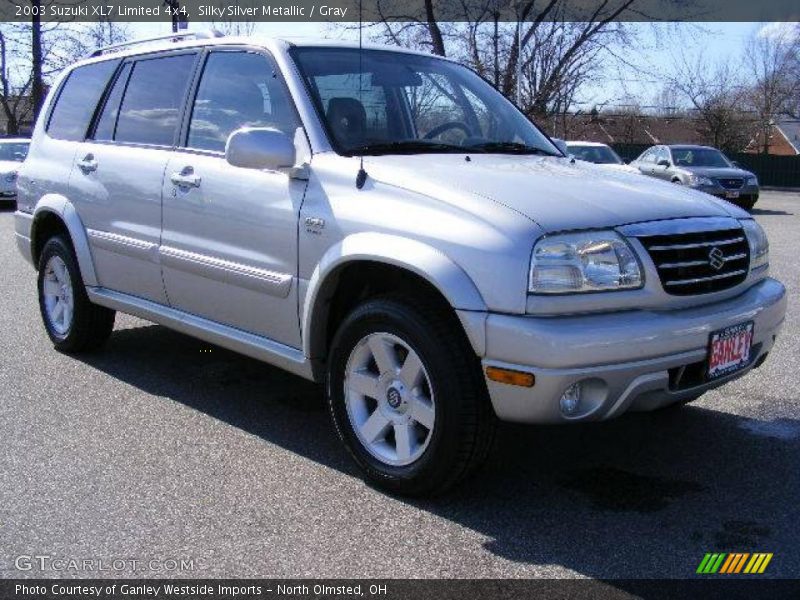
[86,287,314,380]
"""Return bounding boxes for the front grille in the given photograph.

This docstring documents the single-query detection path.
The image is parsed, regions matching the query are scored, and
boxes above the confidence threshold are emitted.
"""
[638,228,750,295]
[717,178,744,189]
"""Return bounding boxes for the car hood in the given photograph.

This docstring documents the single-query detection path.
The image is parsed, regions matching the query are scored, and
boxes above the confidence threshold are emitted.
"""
[677,166,754,179]
[365,154,744,232]
[597,162,641,175]
[0,160,20,174]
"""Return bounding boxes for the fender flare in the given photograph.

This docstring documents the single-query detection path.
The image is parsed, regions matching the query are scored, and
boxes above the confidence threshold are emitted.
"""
[32,195,98,287]
[301,232,486,361]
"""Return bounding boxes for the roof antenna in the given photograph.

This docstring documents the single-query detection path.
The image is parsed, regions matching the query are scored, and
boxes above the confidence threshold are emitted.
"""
[355,0,368,189]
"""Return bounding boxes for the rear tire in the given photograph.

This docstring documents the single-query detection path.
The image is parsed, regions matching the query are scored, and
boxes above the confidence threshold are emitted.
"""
[37,235,115,352]
[326,294,495,496]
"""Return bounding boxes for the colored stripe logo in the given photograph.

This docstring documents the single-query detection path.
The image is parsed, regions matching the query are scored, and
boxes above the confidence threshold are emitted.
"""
[697,553,773,574]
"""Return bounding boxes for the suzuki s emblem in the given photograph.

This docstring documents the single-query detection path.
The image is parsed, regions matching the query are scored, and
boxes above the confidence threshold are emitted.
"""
[708,247,725,271]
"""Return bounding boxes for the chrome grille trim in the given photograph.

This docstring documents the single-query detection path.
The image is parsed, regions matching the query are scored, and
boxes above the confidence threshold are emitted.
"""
[659,253,748,269]
[631,223,750,296]
[647,237,744,251]
[663,269,748,287]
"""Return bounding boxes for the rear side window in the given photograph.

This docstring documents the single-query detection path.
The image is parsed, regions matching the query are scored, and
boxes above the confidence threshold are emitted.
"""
[115,54,196,147]
[47,60,120,141]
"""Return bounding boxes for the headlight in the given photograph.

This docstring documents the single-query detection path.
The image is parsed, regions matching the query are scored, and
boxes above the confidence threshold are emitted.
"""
[746,174,758,185]
[3,171,16,184]
[529,231,642,293]
[740,219,768,273]
[688,173,714,187]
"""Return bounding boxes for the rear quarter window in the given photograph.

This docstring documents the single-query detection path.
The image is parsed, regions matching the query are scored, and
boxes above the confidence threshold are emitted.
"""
[47,60,120,141]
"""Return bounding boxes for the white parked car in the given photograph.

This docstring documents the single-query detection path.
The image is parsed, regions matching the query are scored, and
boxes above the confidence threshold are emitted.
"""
[566,141,640,175]
[0,138,29,206]
[13,33,786,495]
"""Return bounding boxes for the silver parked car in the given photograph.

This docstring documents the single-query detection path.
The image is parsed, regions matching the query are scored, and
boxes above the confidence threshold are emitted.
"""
[0,138,29,206]
[631,144,760,211]
[14,34,786,495]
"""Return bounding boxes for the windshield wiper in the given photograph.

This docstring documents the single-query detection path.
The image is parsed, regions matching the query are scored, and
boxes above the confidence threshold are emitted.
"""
[466,141,560,156]
[350,140,467,156]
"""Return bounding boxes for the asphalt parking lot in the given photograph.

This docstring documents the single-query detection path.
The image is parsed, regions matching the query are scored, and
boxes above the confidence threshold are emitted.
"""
[0,191,797,581]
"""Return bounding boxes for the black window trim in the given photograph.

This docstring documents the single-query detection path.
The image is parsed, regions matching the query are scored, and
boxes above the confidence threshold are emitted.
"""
[175,45,307,159]
[88,60,132,143]
[86,48,203,152]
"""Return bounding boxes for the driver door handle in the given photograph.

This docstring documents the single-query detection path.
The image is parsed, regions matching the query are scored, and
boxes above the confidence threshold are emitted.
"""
[77,154,98,173]
[170,166,201,189]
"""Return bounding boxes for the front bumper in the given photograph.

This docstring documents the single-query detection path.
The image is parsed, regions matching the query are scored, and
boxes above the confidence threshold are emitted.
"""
[694,183,759,205]
[481,278,786,423]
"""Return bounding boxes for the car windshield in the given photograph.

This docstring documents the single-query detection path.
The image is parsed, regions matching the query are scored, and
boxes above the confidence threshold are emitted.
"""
[291,47,559,156]
[567,144,623,165]
[671,148,731,168]
[0,142,29,162]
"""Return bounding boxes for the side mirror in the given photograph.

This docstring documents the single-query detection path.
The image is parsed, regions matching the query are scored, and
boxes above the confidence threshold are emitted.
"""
[225,127,296,171]
[657,159,671,167]
[732,161,741,168]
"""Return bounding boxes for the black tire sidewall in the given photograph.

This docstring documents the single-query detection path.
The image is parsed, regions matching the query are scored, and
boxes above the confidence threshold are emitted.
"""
[37,236,83,347]
[327,299,474,494]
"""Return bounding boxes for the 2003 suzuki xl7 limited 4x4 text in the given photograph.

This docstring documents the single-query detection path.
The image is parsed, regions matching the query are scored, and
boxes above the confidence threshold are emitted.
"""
[14,33,786,495]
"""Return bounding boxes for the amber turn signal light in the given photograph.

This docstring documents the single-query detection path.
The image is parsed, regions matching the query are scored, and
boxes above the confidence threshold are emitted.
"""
[485,366,535,387]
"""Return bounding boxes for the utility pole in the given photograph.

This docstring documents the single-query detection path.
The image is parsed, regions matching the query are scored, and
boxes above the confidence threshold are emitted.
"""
[163,0,182,33]
[516,19,522,107]
[31,0,44,119]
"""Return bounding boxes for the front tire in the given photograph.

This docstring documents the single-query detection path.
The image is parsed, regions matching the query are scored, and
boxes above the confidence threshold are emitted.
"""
[327,295,495,496]
[37,235,115,352]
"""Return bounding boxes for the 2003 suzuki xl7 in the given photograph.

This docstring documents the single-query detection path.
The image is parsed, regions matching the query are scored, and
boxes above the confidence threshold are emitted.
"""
[14,33,786,495]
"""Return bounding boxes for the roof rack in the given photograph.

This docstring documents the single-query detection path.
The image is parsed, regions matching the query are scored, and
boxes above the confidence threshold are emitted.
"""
[87,29,225,58]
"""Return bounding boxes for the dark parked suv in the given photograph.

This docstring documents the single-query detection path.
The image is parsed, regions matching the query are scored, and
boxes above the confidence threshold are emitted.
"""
[631,145,759,211]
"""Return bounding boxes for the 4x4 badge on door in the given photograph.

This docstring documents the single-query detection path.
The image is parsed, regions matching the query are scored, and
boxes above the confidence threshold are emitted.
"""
[305,216,325,234]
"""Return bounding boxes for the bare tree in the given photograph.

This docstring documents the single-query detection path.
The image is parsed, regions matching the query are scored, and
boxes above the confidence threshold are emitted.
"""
[209,0,259,36]
[1,5,124,133]
[0,25,33,135]
[6,0,91,121]
[667,54,752,152]
[60,21,132,59]
[366,0,656,121]
[745,27,800,153]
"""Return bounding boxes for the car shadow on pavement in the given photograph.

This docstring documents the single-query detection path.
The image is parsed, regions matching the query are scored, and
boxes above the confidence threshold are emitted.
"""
[76,323,800,580]
[751,207,793,216]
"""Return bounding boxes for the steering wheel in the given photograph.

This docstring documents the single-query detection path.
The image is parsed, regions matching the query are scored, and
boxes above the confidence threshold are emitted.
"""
[423,121,472,140]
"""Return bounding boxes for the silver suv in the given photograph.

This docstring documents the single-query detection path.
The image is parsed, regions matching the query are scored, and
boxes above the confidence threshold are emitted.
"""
[14,34,786,495]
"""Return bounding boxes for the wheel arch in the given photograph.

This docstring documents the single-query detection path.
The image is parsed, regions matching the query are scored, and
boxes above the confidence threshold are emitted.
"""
[31,195,98,287]
[302,233,487,379]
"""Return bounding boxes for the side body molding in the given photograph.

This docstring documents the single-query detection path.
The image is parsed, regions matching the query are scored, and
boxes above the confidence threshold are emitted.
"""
[301,232,487,362]
[32,195,99,287]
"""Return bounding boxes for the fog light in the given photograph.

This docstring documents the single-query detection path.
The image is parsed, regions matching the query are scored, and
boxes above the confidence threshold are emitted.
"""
[560,382,582,415]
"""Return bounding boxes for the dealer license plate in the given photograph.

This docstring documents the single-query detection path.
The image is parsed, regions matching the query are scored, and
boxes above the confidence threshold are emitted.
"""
[707,321,754,380]
[726,190,740,199]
